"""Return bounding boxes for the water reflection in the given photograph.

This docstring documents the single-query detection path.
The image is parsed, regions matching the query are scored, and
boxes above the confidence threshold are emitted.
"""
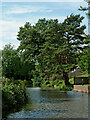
[7,87,88,118]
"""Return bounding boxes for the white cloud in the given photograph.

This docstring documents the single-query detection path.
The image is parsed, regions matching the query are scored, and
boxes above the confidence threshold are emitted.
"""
[2,0,84,2]
[8,10,35,14]
[0,20,25,32]
[46,10,53,12]
[0,20,22,49]
[3,32,17,40]
[6,5,53,14]
[7,6,38,14]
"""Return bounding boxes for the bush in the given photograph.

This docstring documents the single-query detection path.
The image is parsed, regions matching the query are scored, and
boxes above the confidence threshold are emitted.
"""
[2,78,27,109]
[55,80,73,91]
[69,77,74,84]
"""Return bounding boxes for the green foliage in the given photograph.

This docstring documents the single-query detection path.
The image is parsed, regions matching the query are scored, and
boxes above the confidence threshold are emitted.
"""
[58,81,73,91]
[40,78,73,91]
[79,6,88,11]
[17,14,87,87]
[69,77,74,84]
[35,14,86,85]
[2,44,16,78]
[78,2,90,74]
[2,78,27,109]
[2,44,35,86]
[78,48,89,72]
[79,3,90,16]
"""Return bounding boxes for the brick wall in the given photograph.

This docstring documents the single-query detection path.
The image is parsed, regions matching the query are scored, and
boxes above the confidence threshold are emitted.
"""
[74,85,90,93]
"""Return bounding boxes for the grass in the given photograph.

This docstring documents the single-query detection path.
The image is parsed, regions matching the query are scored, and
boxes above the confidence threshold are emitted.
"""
[76,73,89,77]
[78,84,90,86]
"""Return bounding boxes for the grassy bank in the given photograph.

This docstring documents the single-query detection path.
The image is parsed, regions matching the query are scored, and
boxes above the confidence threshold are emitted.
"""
[78,84,90,86]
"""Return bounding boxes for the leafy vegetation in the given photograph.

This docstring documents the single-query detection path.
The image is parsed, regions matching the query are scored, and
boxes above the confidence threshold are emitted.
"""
[2,45,29,114]
[17,14,88,87]
[2,44,35,86]
[1,2,89,117]
[79,1,90,75]
[2,8,89,112]
[2,78,27,110]
[69,77,74,84]
[2,14,89,91]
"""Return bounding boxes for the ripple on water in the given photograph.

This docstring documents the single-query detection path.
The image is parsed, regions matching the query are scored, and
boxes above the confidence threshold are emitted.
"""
[8,108,69,118]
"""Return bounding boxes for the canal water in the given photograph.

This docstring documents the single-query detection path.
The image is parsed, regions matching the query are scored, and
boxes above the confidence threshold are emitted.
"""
[7,87,88,118]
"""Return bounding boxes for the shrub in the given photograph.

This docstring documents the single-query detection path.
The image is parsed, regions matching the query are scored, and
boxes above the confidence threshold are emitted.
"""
[69,77,74,84]
[55,80,73,91]
[2,78,27,109]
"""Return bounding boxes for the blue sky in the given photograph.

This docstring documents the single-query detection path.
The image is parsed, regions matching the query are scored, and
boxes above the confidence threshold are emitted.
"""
[0,1,88,49]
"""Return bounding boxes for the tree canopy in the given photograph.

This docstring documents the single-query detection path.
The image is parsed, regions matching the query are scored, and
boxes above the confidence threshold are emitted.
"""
[17,14,88,86]
[2,44,35,85]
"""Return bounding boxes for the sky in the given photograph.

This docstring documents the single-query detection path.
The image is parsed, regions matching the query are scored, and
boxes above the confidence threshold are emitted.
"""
[0,0,88,49]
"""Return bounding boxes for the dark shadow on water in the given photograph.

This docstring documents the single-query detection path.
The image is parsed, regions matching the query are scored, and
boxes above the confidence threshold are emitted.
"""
[40,99,73,104]
[2,98,30,118]
[2,103,26,118]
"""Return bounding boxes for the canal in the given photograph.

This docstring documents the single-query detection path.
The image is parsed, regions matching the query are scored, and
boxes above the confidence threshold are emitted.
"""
[6,87,88,118]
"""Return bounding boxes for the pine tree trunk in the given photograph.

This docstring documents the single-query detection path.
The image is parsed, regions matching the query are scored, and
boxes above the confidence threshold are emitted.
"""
[63,71,70,85]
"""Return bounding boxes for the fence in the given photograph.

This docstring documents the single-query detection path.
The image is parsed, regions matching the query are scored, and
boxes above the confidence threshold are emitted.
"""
[74,77,89,85]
